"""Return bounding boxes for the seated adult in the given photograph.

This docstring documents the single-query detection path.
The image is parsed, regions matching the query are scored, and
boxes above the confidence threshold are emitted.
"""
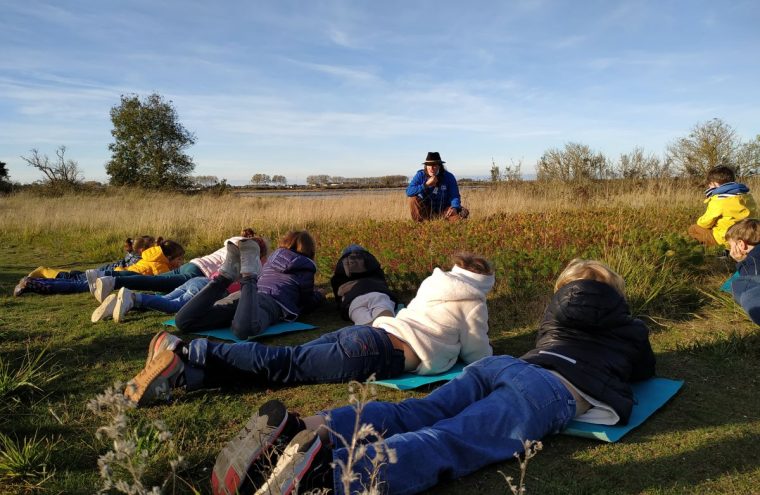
[406,151,469,222]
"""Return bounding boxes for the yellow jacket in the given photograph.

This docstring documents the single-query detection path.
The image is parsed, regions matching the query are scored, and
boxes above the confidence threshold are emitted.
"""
[115,245,172,275]
[697,192,757,246]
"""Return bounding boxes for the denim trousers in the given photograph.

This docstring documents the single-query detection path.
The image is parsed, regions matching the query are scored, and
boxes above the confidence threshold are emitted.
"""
[731,275,760,325]
[137,277,210,314]
[107,263,205,293]
[325,356,576,495]
[183,325,405,391]
[24,277,88,294]
[174,275,281,338]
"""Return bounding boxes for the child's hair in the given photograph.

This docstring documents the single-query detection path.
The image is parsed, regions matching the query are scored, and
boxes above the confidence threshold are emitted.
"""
[706,165,736,185]
[451,253,493,275]
[159,239,185,261]
[124,238,134,252]
[725,219,760,245]
[133,235,156,252]
[251,236,270,259]
[554,258,625,296]
[241,227,256,238]
[279,230,316,260]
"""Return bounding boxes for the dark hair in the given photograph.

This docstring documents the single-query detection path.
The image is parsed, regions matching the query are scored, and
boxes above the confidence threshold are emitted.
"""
[707,166,736,185]
[425,162,446,177]
[279,230,316,260]
[451,253,493,275]
[241,227,256,238]
[725,219,760,245]
[133,235,156,252]
[159,239,185,260]
[251,236,269,258]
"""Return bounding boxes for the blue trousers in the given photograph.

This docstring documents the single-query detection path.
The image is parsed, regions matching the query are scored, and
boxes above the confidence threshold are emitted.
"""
[326,356,576,495]
[108,263,204,293]
[183,325,405,390]
[137,277,210,314]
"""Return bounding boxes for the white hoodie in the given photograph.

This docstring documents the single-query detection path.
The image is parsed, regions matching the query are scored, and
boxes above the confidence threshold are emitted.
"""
[374,265,494,375]
[189,236,246,277]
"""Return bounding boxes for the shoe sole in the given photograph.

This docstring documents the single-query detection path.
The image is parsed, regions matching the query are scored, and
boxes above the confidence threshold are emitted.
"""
[211,407,288,495]
[124,351,182,406]
[145,331,178,367]
[113,288,131,323]
[91,294,117,322]
[254,430,323,495]
[86,270,99,295]
[94,278,111,303]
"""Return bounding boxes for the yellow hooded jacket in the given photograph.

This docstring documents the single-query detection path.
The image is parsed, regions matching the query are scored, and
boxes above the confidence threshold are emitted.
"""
[697,191,758,246]
[115,245,172,275]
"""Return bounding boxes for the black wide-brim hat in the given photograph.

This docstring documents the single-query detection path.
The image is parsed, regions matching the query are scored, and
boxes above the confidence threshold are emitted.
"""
[423,151,445,164]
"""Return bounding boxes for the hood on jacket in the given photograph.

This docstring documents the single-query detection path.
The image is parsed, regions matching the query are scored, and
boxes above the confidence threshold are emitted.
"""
[414,266,494,304]
[139,245,169,263]
[550,279,632,332]
[705,181,750,198]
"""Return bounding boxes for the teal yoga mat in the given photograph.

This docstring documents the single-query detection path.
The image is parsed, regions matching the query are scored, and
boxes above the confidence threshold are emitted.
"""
[373,362,466,390]
[162,319,317,343]
[562,377,683,442]
[720,271,739,293]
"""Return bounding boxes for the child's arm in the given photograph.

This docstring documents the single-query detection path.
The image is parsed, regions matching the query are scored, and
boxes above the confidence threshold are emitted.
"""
[696,199,722,229]
[458,303,493,364]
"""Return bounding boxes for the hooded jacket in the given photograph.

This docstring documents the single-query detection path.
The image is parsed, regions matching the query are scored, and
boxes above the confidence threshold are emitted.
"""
[374,265,494,375]
[115,245,172,276]
[257,248,325,320]
[697,182,757,246]
[330,249,397,321]
[521,280,656,425]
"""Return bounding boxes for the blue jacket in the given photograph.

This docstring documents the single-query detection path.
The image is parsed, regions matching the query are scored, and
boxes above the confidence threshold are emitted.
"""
[257,248,325,320]
[736,245,760,276]
[730,275,760,325]
[406,169,462,212]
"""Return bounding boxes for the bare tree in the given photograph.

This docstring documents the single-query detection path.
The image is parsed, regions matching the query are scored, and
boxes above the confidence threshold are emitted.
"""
[737,135,760,176]
[193,175,220,187]
[21,146,83,187]
[617,147,670,179]
[667,118,740,178]
[536,142,611,181]
[251,173,271,185]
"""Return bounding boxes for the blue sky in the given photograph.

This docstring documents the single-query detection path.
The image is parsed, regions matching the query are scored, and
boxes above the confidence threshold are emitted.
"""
[2,0,759,185]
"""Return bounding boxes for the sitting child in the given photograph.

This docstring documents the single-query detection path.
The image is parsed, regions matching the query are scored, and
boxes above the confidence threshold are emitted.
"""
[330,244,398,325]
[13,236,155,297]
[724,219,760,324]
[122,252,494,407]
[688,166,757,247]
[209,258,656,495]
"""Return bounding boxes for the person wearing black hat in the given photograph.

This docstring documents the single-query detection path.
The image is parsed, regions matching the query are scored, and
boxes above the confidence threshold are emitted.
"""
[406,152,469,222]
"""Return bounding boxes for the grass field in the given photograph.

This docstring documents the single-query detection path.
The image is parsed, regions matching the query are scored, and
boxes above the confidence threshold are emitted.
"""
[1,182,759,494]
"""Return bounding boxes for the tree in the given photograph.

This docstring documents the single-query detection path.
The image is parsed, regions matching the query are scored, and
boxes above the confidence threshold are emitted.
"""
[490,160,500,182]
[666,118,740,178]
[617,147,670,179]
[0,160,11,193]
[21,146,83,188]
[106,93,196,189]
[737,135,760,176]
[193,175,219,187]
[251,173,271,185]
[536,142,611,181]
[271,175,287,186]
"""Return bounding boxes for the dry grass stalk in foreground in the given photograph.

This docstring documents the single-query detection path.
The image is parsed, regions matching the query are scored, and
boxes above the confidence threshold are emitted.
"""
[499,439,543,495]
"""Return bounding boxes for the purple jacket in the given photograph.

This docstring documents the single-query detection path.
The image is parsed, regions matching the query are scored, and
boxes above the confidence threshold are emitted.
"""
[258,248,325,320]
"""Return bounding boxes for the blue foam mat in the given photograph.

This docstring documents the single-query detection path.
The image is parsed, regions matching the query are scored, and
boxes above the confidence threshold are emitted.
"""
[374,362,466,390]
[720,271,739,293]
[562,377,683,442]
[162,319,317,343]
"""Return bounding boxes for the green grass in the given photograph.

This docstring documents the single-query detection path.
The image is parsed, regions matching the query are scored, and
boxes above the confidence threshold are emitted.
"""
[0,200,759,494]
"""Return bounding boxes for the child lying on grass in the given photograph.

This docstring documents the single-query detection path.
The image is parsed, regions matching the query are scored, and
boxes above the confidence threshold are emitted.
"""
[122,252,494,407]
[208,258,655,495]
[724,218,760,324]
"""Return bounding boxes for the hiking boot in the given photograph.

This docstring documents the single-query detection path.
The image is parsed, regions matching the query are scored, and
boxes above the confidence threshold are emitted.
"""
[94,276,116,303]
[219,241,241,282]
[211,400,306,495]
[113,287,135,323]
[124,350,184,407]
[254,429,333,495]
[91,293,118,322]
[85,269,100,295]
[13,277,29,297]
[145,330,184,367]
[239,238,262,276]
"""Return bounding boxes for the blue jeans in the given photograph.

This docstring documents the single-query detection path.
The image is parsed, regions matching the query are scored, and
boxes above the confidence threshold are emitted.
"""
[137,277,210,314]
[108,263,204,293]
[731,275,760,325]
[24,277,87,294]
[325,356,576,495]
[182,325,405,390]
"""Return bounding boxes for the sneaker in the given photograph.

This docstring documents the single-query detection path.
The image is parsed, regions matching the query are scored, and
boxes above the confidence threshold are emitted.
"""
[13,277,29,297]
[254,430,333,495]
[124,350,184,407]
[85,269,100,295]
[218,241,241,282]
[211,400,305,495]
[145,330,183,367]
[113,287,135,323]
[94,276,116,303]
[239,238,262,276]
[91,293,118,322]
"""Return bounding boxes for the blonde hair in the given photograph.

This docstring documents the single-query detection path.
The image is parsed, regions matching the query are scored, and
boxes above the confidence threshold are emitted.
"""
[554,258,625,296]
[725,219,760,245]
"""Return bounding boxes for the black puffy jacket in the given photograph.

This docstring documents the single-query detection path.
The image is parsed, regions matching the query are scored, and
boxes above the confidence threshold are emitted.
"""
[521,279,656,424]
[329,250,397,321]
